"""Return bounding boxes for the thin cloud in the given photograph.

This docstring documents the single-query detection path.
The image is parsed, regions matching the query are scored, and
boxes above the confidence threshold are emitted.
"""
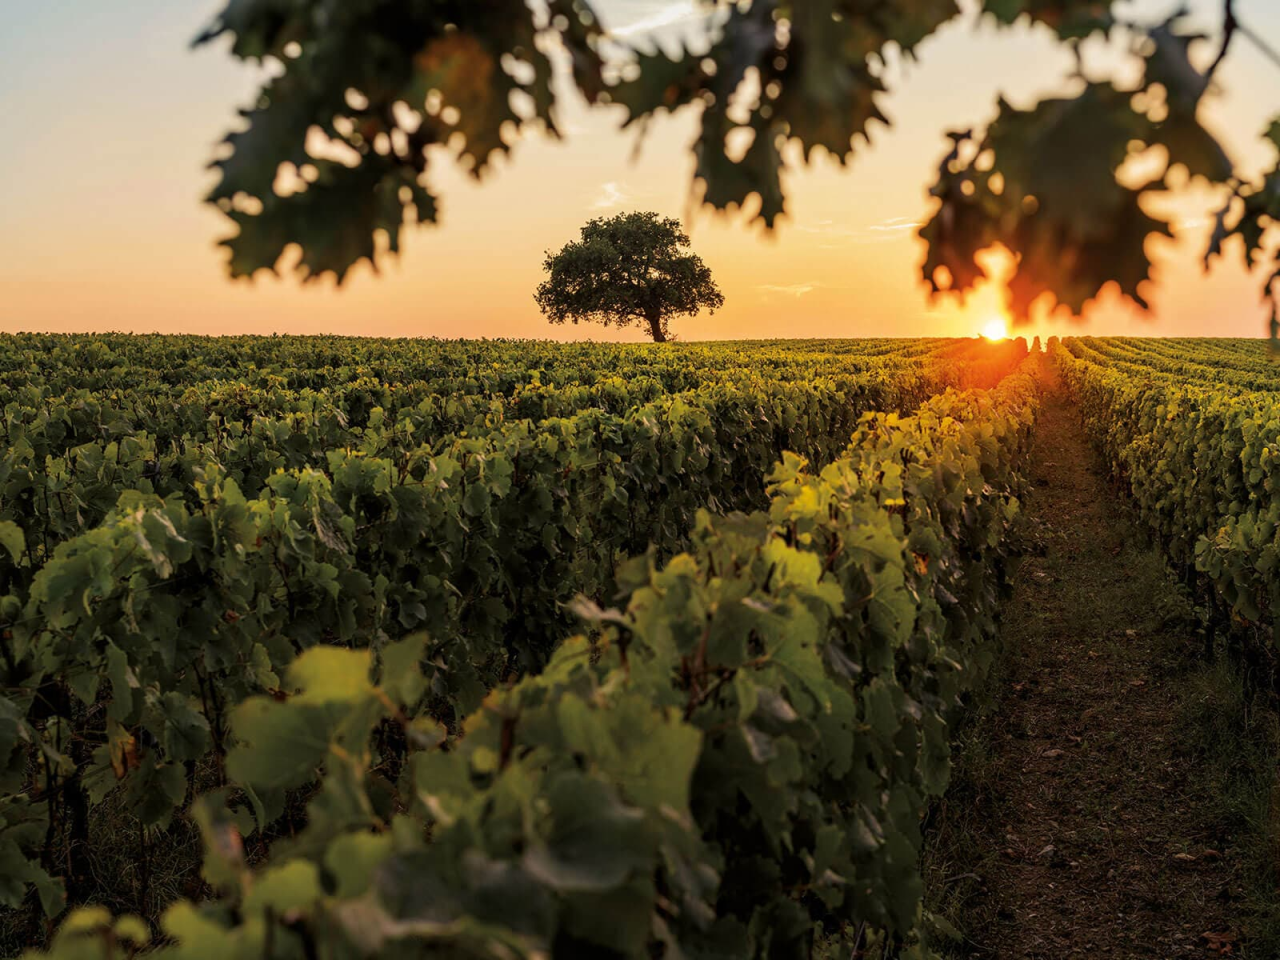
[591,181,631,210]
[758,282,822,298]
[794,216,923,246]
[868,217,922,233]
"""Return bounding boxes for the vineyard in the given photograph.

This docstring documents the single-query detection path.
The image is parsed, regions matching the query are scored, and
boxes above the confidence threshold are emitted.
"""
[1053,338,1280,656]
[5,334,1279,958]
[9,0,1280,951]
[0,334,1041,959]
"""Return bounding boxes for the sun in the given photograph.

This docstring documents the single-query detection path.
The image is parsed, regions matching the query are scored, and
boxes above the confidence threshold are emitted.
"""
[981,316,1009,341]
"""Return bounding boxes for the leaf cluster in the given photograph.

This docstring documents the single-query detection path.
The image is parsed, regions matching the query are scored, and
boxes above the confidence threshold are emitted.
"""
[1054,337,1280,649]
[0,335,1015,933]
[920,12,1250,320]
[21,346,1041,960]
[197,0,1280,334]
[196,0,604,282]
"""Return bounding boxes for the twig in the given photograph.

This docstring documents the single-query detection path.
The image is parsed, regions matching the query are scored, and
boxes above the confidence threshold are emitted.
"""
[138,819,150,919]
[849,921,867,960]
[1205,0,1236,82]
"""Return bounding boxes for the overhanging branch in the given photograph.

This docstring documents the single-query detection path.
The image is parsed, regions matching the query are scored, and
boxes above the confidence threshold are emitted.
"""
[1205,0,1236,82]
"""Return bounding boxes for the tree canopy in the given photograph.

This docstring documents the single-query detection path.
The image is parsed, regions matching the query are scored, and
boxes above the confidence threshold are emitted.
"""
[534,212,724,341]
[198,0,1280,337]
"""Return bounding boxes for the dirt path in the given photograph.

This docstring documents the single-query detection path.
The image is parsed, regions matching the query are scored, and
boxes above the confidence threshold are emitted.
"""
[937,370,1242,958]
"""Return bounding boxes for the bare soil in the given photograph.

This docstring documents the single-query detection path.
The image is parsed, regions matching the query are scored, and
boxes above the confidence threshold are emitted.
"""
[931,372,1248,958]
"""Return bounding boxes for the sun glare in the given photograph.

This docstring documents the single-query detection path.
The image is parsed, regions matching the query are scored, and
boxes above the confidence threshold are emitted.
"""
[981,317,1009,341]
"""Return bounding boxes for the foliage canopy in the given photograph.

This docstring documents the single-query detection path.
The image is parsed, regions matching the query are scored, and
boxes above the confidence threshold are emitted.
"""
[0,334,1038,958]
[198,0,1280,336]
[534,212,724,341]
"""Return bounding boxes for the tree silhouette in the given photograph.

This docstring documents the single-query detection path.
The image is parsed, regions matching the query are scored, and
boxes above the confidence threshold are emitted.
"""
[198,0,1280,337]
[535,213,724,342]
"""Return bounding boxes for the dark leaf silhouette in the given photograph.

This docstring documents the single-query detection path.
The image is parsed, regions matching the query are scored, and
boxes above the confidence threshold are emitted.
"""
[198,0,1277,334]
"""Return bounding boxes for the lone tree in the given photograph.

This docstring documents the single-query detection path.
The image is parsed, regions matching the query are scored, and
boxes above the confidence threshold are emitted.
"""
[534,213,724,342]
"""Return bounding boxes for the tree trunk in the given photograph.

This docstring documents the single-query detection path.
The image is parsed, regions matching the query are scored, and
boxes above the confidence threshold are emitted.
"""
[645,310,666,343]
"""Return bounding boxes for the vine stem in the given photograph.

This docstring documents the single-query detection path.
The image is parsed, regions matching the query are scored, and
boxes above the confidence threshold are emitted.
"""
[138,819,150,919]
[1205,0,1236,82]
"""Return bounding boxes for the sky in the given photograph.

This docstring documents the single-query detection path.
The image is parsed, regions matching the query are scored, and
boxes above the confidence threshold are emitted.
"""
[1,0,1278,342]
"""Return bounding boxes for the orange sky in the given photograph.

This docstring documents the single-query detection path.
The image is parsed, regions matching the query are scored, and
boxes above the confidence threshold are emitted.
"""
[2,0,1278,342]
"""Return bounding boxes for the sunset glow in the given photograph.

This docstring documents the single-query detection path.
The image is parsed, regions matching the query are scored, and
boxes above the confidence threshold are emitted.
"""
[1,2,1277,340]
[7,3,1280,951]
[981,317,1009,341]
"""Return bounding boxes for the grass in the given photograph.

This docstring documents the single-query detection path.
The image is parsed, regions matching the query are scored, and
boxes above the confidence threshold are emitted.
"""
[1176,654,1280,956]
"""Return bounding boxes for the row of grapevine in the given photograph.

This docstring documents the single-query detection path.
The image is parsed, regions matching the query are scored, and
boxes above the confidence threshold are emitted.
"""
[0,341,1024,732]
[2,377,931,565]
[0,338,1022,562]
[1052,338,1280,648]
[16,351,1040,960]
[0,335,965,395]
[0,335,1030,954]
[1065,337,1280,393]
